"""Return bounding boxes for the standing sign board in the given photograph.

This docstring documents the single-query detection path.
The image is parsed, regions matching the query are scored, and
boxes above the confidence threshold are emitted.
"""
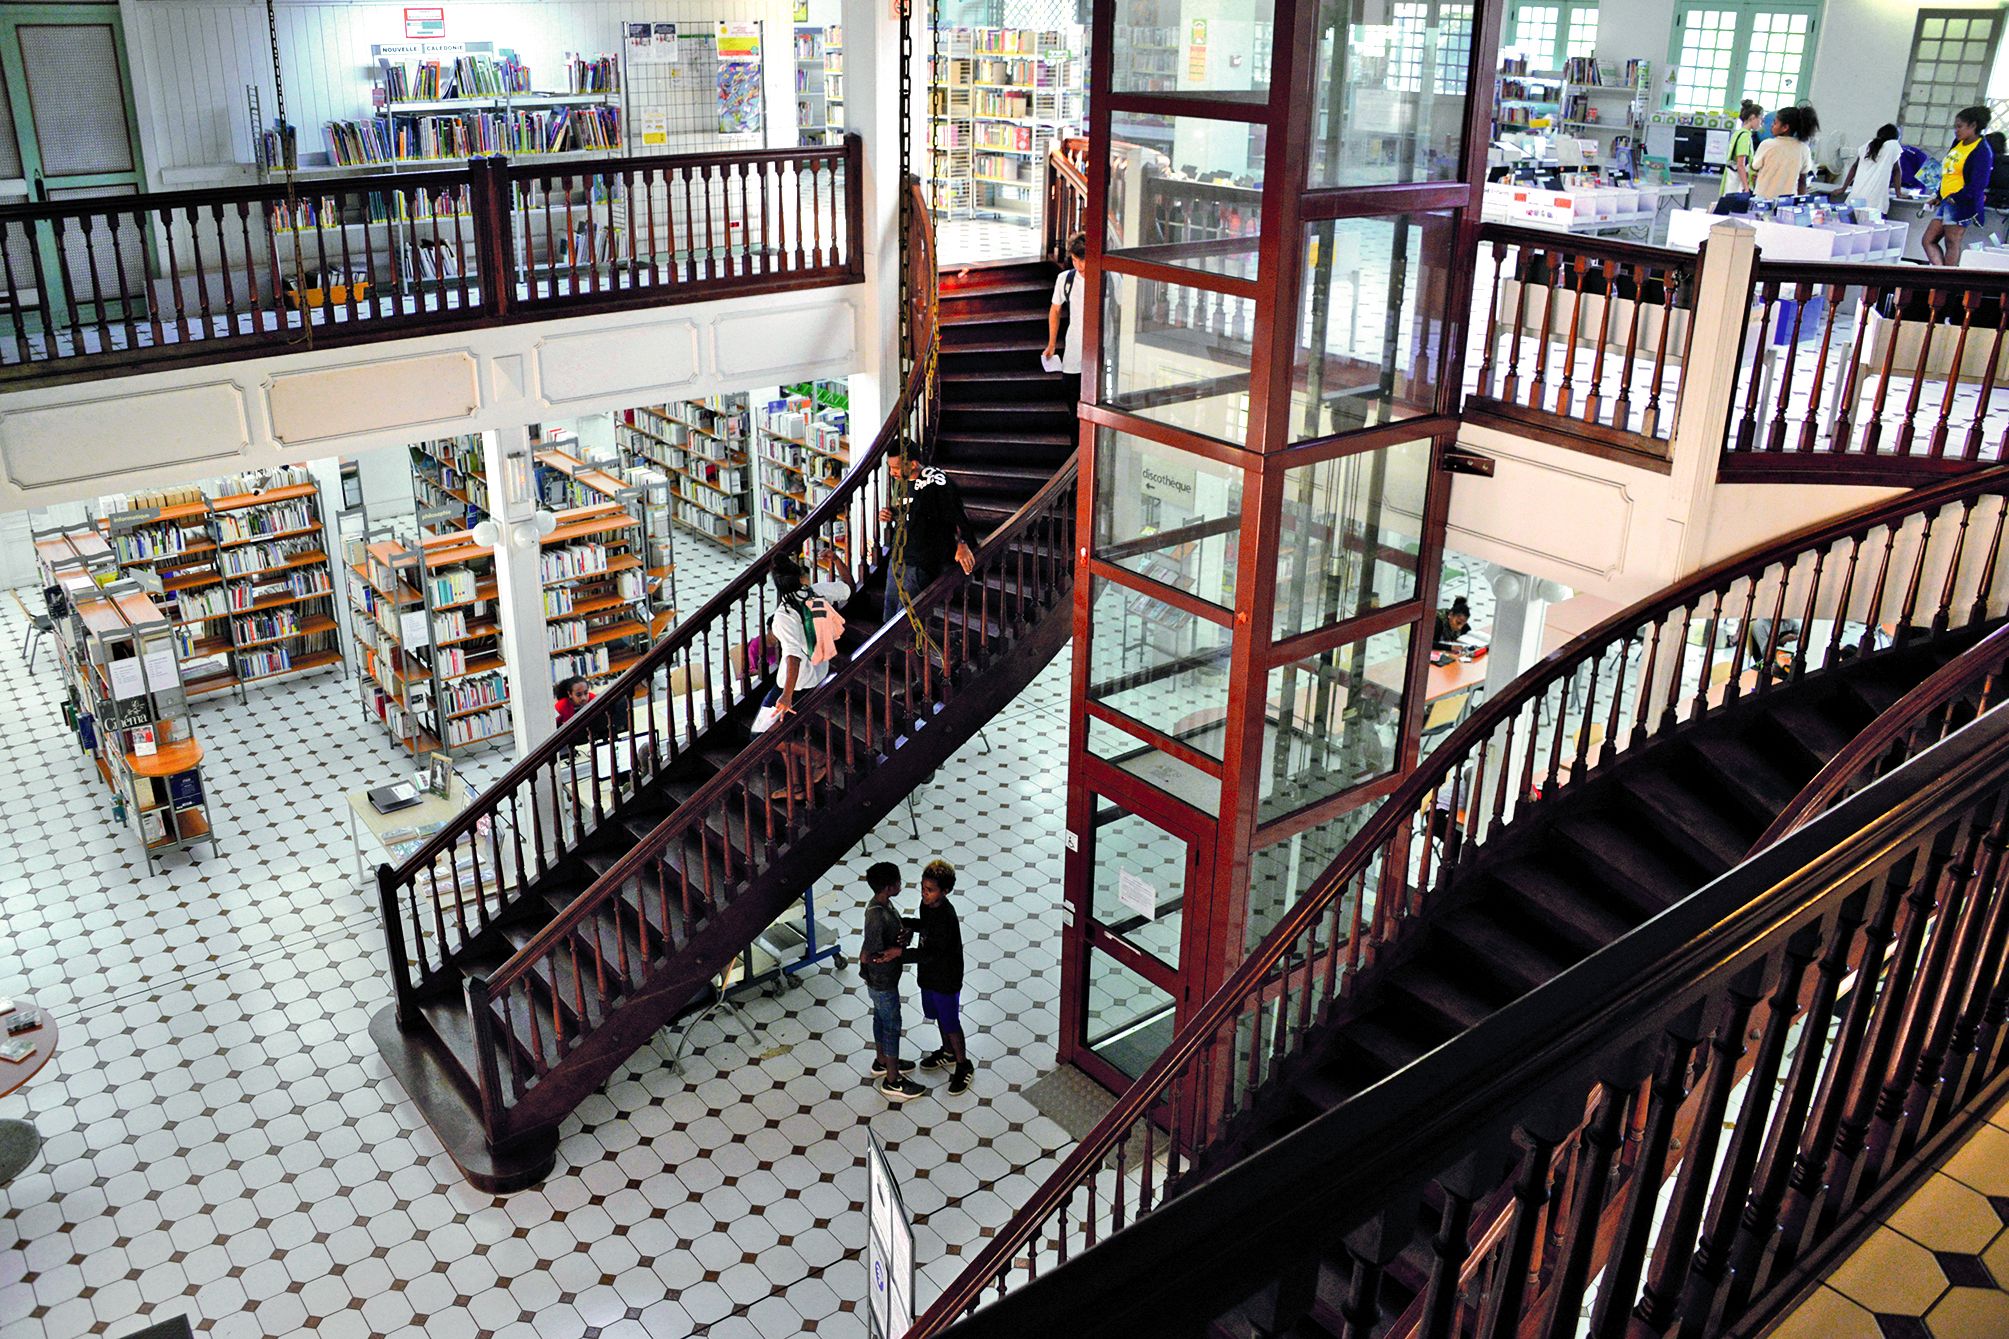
[866,1132,915,1338]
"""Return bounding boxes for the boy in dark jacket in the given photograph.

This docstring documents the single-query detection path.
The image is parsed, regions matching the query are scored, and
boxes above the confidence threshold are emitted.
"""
[906,857,972,1094]
[862,862,923,1102]
[879,440,979,624]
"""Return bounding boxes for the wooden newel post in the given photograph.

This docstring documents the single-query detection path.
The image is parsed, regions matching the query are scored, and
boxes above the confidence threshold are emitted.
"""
[843,133,865,279]
[468,154,516,319]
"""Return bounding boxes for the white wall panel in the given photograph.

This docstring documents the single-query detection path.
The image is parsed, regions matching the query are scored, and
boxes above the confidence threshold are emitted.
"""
[122,0,800,189]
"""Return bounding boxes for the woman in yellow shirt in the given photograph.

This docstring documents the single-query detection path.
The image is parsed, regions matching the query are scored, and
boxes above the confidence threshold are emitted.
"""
[1923,106,1995,266]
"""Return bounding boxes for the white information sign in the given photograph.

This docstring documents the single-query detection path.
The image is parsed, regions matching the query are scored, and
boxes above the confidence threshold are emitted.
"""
[141,648,179,694]
[866,1132,915,1338]
[108,658,146,700]
[1117,869,1158,920]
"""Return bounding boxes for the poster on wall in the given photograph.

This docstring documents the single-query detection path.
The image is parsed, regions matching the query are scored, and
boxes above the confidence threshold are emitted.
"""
[654,22,679,61]
[715,22,765,134]
[404,7,445,39]
[626,21,657,64]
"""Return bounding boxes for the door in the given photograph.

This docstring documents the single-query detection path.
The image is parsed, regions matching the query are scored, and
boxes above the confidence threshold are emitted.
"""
[0,6,147,337]
[1074,786,1215,1087]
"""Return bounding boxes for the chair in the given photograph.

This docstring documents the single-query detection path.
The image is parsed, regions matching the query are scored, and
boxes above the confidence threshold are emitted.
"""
[1420,688,1475,745]
[23,613,52,672]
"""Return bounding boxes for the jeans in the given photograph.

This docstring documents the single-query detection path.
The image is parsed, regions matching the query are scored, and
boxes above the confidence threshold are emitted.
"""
[883,563,929,625]
[868,987,902,1057]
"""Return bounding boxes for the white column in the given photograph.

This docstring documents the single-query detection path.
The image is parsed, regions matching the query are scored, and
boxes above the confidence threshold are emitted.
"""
[480,426,557,758]
[841,0,911,434]
[1480,570,1558,703]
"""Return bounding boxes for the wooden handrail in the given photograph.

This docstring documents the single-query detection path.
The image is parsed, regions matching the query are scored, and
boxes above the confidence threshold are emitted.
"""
[479,452,1079,1007]
[1479,219,1699,270]
[1753,620,2009,851]
[911,463,2009,1334]
[385,171,920,886]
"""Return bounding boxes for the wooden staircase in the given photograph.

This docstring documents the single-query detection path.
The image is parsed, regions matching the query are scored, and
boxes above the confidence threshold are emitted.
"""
[370,256,1081,1191]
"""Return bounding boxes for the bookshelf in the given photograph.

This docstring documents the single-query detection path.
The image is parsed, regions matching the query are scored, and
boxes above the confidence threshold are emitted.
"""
[753,382,851,551]
[47,577,218,873]
[540,501,666,689]
[101,469,343,701]
[825,28,845,141]
[794,27,830,148]
[535,441,677,632]
[927,28,1084,225]
[410,434,491,534]
[617,399,755,552]
[348,529,507,755]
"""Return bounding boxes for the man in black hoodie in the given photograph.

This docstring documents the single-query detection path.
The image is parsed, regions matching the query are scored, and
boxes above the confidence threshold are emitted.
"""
[905,857,972,1095]
[879,439,979,625]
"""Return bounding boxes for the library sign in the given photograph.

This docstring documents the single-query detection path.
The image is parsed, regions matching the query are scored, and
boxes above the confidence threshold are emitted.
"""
[404,7,446,40]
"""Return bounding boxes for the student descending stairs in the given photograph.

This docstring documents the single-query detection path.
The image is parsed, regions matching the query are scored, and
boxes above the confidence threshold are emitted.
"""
[369,253,1084,1190]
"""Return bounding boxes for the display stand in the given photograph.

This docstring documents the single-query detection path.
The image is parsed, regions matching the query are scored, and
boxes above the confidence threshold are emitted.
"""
[619,400,755,551]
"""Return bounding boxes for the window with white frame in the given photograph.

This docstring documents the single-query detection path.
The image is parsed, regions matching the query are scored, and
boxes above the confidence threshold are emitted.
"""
[1390,1,1475,95]
[1900,10,2002,143]
[1666,1,1820,112]
[1506,0,1597,70]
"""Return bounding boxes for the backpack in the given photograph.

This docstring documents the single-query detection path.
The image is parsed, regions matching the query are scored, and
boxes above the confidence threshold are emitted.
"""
[1055,269,1076,347]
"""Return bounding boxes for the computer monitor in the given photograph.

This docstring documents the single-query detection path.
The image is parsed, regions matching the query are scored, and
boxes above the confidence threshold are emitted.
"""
[1672,124,1716,172]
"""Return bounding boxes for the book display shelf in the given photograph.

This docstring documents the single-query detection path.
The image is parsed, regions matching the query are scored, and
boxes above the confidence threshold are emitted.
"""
[794,27,829,148]
[825,28,845,142]
[38,565,219,874]
[753,382,850,551]
[617,400,755,552]
[348,529,506,755]
[928,28,1083,223]
[101,469,343,702]
[410,435,491,533]
[535,441,677,634]
[542,500,667,689]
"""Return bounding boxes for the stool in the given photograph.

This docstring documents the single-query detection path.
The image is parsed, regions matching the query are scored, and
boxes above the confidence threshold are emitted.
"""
[23,613,52,672]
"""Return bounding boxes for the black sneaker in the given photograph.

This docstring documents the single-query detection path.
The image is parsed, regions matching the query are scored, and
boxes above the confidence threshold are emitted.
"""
[870,1056,917,1078]
[918,1048,955,1071]
[880,1075,926,1103]
[948,1064,974,1095]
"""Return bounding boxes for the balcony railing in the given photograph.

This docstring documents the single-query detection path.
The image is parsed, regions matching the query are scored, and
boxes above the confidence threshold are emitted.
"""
[0,138,860,384]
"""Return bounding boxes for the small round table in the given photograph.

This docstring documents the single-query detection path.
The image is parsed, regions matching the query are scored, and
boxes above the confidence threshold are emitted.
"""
[0,999,56,1183]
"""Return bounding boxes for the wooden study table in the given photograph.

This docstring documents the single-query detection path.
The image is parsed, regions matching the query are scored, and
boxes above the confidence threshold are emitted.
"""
[0,998,56,1183]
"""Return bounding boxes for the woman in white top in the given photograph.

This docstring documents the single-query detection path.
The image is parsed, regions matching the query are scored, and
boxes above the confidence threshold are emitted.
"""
[1840,123,1904,213]
[1751,104,1819,198]
[1042,232,1087,388]
[753,557,850,801]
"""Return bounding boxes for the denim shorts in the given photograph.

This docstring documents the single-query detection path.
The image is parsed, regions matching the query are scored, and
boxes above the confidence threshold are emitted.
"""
[1937,198,1985,226]
[868,987,902,1055]
[920,988,961,1034]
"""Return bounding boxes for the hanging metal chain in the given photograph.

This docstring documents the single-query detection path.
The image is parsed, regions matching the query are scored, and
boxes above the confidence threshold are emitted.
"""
[265,0,286,128]
[262,0,315,350]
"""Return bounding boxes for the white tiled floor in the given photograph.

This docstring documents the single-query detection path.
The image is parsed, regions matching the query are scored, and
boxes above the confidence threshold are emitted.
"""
[0,571,1082,1339]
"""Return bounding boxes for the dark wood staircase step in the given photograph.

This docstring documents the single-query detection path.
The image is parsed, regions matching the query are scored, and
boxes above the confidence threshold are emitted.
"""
[1683,734,1806,823]
[1757,695,1861,769]
[1549,812,1696,914]
[1435,905,1580,995]
[1486,863,1638,954]
[1382,961,1500,1032]
[1615,769,1754,871]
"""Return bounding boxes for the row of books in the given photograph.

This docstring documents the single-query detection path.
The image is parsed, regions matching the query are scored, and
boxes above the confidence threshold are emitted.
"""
[441,671,508,716]
[231,572,331,610]
[322,107,621,166]
[232,610,303,644]
[235,643,323,677]
[550,648,615,684]
[429,567,482,606]
[220,538,320,578]
[380,54,532,102]
[214,501,315,544]
[444,705,511,747]
[110,524,207,564]
[268,189,472,232]
[566,54,621,94]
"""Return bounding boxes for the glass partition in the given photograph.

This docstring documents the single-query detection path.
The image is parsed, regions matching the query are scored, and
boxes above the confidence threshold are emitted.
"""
[1086,951,1178,1080]
[1259,624,1410,822]
[1093,427,1244,611]
[1309,0,1473,187]
[1089,803,1189,967]
[1108,113,1265,280]
[1087,575,1236,760]
[1273,438,1430,639]
[1086,714,1222,811]
[1101,269,1257,445]
[1291,213,1454,440]
[1245,805,1377,951]
[1112,0,1275,97]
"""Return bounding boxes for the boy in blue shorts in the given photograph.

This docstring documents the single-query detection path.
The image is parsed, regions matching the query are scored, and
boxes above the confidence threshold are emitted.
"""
[907,858,972,1095]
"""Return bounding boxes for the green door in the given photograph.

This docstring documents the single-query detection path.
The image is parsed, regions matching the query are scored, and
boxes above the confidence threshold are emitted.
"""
[0,5,147,344]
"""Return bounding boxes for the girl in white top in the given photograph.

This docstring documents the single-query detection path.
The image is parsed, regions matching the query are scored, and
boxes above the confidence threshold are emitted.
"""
[754,558,850,800]
[1841,123,1904,213]
[1751,105,1819,198]
[1043,232,1087,376]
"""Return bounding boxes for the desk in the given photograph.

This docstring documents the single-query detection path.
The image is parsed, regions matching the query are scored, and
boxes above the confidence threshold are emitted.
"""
[0,998,56,1183]
[347,772,469,884]
[1366,653,1490,701]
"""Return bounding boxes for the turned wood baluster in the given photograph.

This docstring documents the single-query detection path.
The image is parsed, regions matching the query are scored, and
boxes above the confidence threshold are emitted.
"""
[1734,279,1777,454]
[1502,245,1533,402]
[1584,258,1618,425]
[1862,285,1912,455]
[1535,1081,1628,1339]
[1766,281,1812,452]
[1964,299,2009,460]
[1795,283,1843,454]
[1642,266,1681,438]
[1612,262,1650,431]
[1529,248,1560,410]
[1894,286,1948,457]
[1929,289,1980,459]
[1475,239,1506,396]
[1554,254,1589,417]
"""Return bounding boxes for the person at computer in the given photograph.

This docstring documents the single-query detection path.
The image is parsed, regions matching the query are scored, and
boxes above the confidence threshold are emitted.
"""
[1434,597,1475,651]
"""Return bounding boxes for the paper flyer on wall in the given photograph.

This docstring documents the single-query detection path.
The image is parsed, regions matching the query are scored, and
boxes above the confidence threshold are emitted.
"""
[715,22,765,134]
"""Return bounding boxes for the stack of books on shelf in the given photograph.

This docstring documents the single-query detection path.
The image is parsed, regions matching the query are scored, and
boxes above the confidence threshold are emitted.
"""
[99,468,341,700]
[754,382,851,551]
[410,435,490,533]
[617,399,754,551]
[567,53,621,93]
[537,501,657,689]
[346,530,508,755]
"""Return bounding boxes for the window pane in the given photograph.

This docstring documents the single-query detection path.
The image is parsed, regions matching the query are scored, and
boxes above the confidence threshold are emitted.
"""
[1100,269,1257,446]
[1087,714,1222,810]
[1086,951,1177,1079]
[1093,427,1243,610]
[1741,11,1811,107]
[1089,804,1187,968]
[1110,112,1265,281]
[1274,438,1431,640]
[1513,4,1561,66]
[1259,624,1410,823]
[1310,0,1470,186]
[1292,213,1453,441]
[1669,9,1738,112]
[1087,575,1235,760]
[1565,5,1600,58]
[1246,804,1376,952]
[1112,0,1273,98]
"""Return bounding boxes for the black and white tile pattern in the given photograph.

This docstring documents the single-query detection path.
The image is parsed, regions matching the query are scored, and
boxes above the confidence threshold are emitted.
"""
[0,575,1082,1339]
